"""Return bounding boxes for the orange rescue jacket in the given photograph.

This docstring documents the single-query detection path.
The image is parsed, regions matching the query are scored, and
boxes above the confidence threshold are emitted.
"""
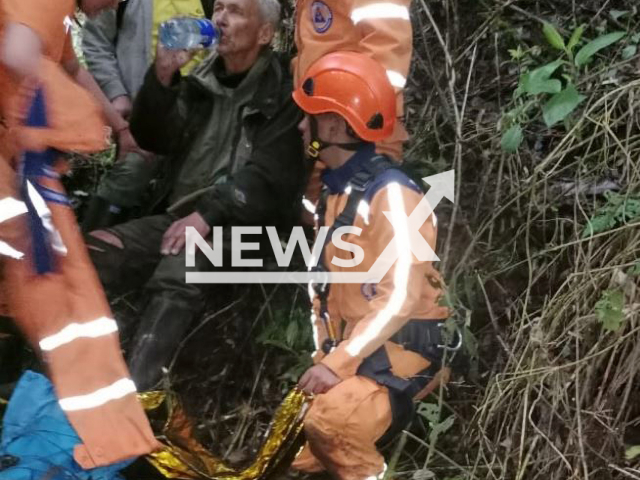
[310,146,449,381]
[0,0,159,468]
[293,0,413,202]
[293,0,412,113]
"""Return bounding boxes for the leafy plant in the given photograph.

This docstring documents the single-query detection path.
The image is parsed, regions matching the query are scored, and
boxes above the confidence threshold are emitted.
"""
[622,32,640,60]
[626,445,640,460]
[500,22,625,151]
[501,124,523,153]
[543,22,566,51]
[542,84,585,127]
[417,402,455,445]
[516,59,563,96]
[582,192,640,237]
[628,262,640,277]
[595,289,625,332]
[256,307,314,386]
[257,307,313,353]
[610,10,631,21]
[574,31,626,66]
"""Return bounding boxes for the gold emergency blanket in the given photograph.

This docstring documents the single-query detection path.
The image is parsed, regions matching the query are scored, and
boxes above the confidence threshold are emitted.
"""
[139,389,309,480]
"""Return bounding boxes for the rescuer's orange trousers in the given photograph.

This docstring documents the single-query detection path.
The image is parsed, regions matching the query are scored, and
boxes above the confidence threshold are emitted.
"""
[292,376,392,480]
[0,164,158,468]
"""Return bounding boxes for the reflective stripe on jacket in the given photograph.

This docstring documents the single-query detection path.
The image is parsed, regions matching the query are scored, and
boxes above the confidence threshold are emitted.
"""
[2,175,160,468]
[310,146,449,380]
[0,0,159,467]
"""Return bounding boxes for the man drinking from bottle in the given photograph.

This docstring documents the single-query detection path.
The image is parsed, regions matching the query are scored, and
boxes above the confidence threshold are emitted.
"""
[86,0,307,391]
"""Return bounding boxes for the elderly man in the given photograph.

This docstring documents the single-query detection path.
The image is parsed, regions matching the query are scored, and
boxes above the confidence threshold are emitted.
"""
[87,0,305,390]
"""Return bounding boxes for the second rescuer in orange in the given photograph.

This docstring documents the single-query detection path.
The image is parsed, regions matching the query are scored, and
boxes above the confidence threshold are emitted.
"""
[290,51,456,480]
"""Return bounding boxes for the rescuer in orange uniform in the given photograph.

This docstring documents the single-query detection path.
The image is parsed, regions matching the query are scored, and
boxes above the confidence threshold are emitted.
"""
[294,0,413,210]
[294,0,412,159]
[0,0,158,468]
[290,52,454,480]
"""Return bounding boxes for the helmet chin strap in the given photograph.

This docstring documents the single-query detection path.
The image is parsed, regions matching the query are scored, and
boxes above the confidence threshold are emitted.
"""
[306,116,365,159]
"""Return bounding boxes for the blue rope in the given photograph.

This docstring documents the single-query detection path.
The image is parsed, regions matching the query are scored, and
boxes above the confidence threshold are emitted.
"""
[19,88,66,275]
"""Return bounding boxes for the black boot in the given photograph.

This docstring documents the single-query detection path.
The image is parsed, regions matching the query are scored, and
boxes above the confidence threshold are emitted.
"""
[81,196,129,232]
[127,296,195,391]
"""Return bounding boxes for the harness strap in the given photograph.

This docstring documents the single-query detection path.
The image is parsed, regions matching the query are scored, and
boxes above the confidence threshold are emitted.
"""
[311,155,396,353]
[20,88,66,275]
[358,321,444,398]
[306,116,364,158]
[357,320,446,446]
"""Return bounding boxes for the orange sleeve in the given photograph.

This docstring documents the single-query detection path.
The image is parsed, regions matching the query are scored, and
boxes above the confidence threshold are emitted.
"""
[15,59,108,153]
[320,184,445,379]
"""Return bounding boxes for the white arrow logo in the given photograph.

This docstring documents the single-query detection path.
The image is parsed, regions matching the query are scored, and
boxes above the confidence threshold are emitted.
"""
[185,170,455,284]
[329,169,455,283]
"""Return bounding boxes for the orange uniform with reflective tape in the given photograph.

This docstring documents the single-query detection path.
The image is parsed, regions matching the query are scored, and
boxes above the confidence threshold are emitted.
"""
[293,0,413,206]
[293,0,412,122]
[311,181,449,379]
[293,152,449,480]
[0,0,158,468]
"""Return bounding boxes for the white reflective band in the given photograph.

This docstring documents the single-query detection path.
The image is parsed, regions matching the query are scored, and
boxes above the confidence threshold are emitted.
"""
[351,3,410,24]
[0,197,28,224]
[0,240,24,259]
[346,183,411,356]
[59,378,137,412]
[302,197,316,214]
[357,200,370,225]
[39,317,118,352]
[63,15,73,34]
[344,185,353,195]
[26,181,67,256]
[308,280,316,302]
[386,70,407,89]
[310,311,320,350]
[0,197,28,259]
[364,463,387,480]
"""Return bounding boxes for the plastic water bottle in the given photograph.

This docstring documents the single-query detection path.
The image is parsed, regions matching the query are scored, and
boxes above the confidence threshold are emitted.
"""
[159,17,219,50]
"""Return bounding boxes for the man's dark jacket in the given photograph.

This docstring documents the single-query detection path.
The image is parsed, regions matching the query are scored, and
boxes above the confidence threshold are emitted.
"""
[129,49,306,228]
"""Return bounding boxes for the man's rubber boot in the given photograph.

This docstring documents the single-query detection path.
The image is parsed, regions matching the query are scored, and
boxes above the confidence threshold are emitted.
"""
[81,195,128,232]
[127,296,194,391]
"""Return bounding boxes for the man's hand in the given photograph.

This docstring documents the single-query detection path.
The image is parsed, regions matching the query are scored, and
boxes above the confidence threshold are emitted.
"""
[116,126,151,160]
[111,95,132,119]
[298,364,341,395]
[155,44,195,87]
[161,212,211,256]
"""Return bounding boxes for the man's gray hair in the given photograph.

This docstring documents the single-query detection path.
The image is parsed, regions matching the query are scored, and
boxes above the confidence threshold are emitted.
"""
[256,0,281,30]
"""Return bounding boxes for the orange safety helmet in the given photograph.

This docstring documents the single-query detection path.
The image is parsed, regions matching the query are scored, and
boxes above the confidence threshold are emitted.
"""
[292,51,396,143]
